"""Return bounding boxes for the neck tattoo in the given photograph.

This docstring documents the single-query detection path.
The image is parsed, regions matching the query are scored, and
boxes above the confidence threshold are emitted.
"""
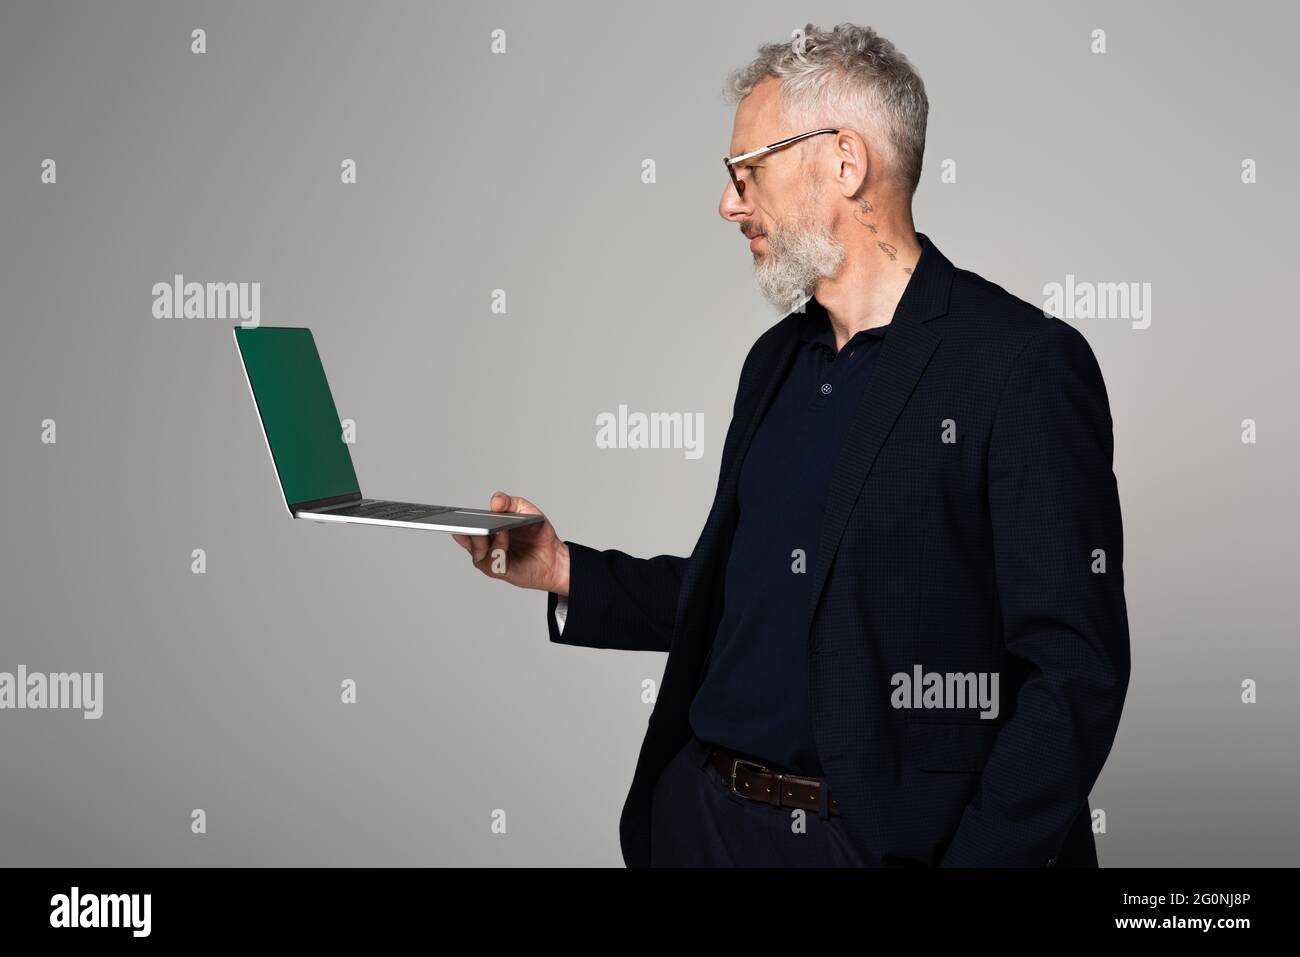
[852,197,915,276]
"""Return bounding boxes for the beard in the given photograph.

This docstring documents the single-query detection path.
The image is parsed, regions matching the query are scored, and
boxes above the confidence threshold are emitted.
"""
[751,179,845,313]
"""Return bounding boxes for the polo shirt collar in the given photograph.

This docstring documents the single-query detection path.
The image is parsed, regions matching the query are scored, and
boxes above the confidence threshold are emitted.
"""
[795,231,954,348]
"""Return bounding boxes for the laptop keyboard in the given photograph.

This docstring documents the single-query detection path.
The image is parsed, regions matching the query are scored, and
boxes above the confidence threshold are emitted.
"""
[329,501,452,522]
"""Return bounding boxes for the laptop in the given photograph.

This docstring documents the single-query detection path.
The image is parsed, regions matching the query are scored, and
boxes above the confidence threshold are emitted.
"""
[234,326,545,536]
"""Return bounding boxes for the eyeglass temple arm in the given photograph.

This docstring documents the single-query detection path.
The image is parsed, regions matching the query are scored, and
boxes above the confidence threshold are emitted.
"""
[725,128,839,166]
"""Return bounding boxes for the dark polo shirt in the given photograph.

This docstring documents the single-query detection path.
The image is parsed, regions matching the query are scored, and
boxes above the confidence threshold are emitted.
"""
[687,295,890,777]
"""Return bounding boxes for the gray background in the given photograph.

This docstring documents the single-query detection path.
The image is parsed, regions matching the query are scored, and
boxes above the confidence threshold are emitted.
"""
[1,0,1295,866]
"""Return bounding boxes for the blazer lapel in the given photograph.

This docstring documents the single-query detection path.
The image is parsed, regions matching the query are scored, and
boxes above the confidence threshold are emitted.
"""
[678,233,956,654]
[802,233,955,648]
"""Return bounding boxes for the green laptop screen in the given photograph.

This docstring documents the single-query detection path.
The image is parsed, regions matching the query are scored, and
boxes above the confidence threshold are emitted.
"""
[236,327,359,507]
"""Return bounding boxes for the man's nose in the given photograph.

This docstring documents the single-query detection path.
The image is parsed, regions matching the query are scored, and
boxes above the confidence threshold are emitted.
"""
[719,178,750,222]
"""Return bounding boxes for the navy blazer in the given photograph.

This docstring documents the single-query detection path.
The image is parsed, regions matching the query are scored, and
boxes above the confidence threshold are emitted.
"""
[546,232,1131,868]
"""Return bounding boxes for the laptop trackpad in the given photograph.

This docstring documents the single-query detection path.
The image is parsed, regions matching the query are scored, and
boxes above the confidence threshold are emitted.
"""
[445,510,533,531]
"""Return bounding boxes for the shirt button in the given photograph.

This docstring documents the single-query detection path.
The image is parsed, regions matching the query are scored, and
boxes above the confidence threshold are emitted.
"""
[820,383,832,395]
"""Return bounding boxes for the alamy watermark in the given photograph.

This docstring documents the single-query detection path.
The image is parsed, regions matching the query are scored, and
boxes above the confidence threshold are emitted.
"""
[891,664,999,719]
[0,666,103,719]
[595,404,704,460]
[1042,274,1151,330]
[152,274,260,327]
[50,887,150,937]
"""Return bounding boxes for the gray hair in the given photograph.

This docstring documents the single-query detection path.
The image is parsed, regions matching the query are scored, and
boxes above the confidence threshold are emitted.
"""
[724,23,929,196]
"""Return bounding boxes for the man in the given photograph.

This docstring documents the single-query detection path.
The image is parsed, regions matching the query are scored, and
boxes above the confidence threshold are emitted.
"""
[452,22,1130,867]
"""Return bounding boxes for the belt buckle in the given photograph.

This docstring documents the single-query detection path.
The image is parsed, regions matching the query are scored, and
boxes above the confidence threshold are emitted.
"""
[730,758,780,803]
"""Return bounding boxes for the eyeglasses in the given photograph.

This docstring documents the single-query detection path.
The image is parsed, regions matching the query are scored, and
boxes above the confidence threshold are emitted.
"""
[723,128,840,198]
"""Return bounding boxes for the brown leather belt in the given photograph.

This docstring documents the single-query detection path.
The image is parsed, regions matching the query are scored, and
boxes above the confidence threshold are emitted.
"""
[708,745,840,816]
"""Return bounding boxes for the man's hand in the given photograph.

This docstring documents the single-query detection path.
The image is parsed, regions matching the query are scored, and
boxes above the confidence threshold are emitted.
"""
[450,491,570,597]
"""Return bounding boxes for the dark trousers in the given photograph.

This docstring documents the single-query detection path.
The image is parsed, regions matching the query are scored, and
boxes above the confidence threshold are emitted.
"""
[649,734,869,867]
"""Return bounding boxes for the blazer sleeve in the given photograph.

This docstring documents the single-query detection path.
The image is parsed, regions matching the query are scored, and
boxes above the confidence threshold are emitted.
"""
[940,319,1132,867]
[544,544,686,653]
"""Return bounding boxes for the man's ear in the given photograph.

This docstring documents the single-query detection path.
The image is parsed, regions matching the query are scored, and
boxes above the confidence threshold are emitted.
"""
[833,129,871,199]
